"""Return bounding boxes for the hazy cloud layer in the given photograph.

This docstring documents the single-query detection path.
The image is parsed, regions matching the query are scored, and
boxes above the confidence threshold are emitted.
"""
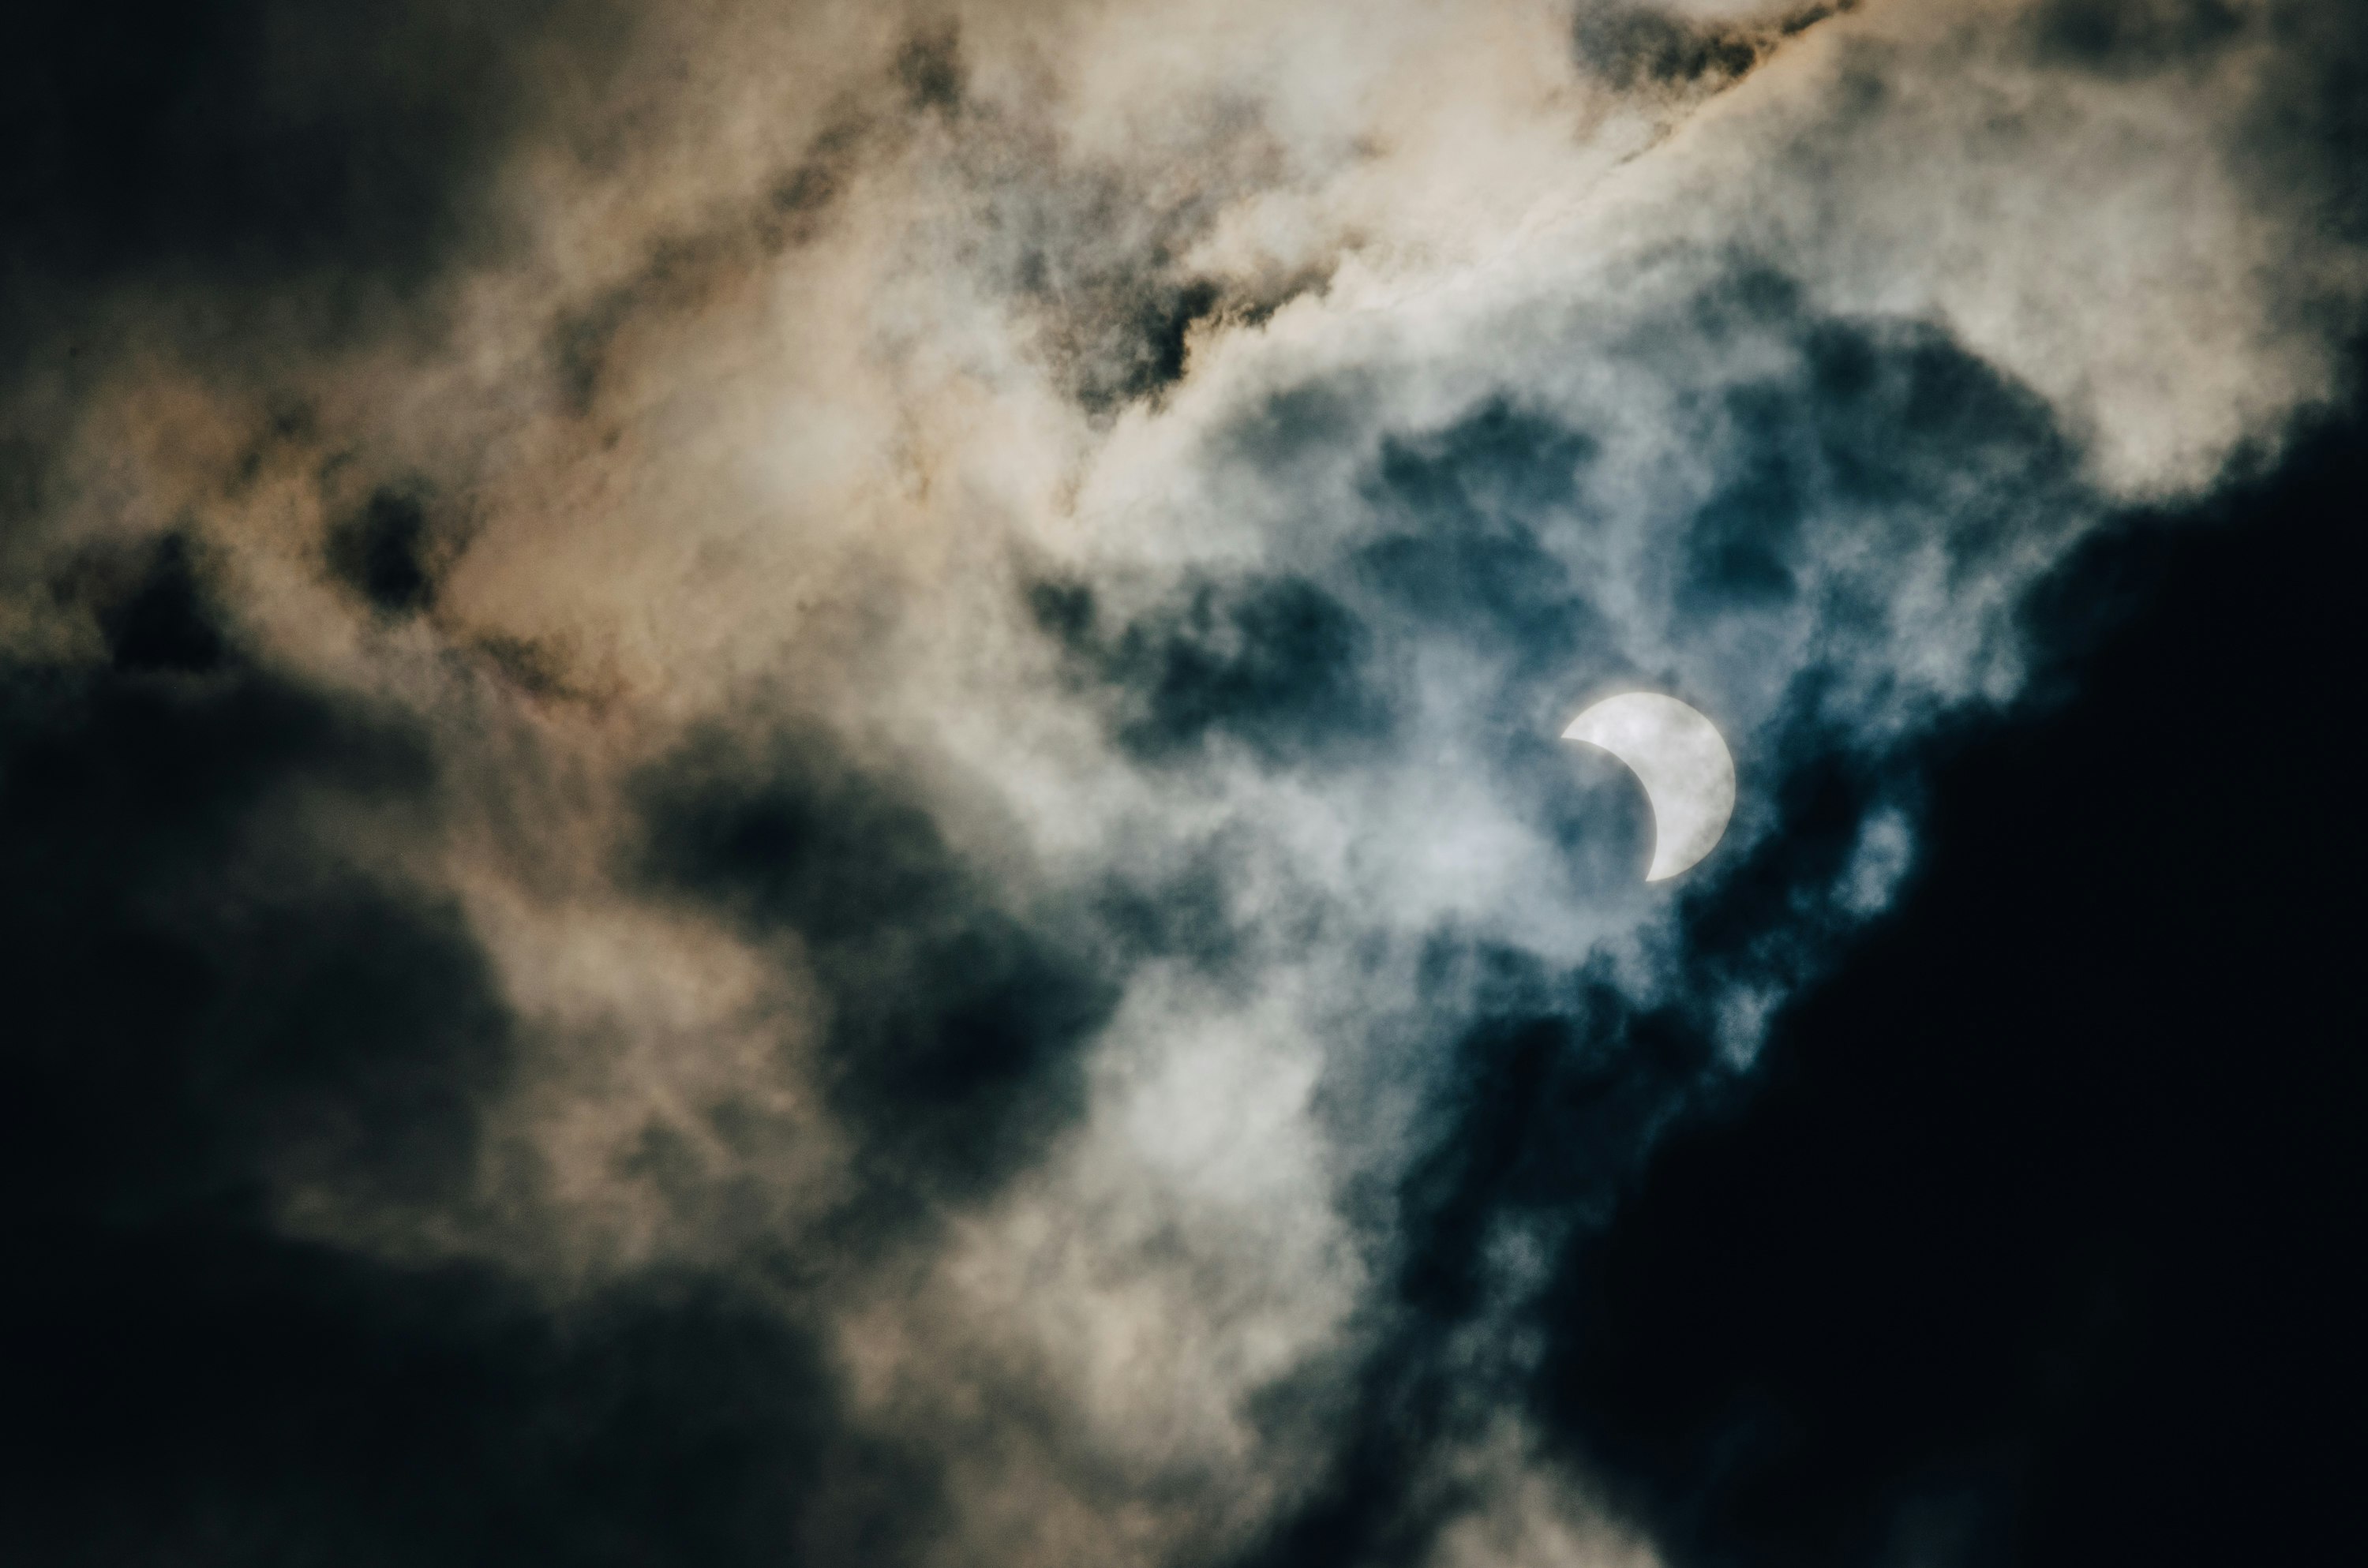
[4,2,2364,1563]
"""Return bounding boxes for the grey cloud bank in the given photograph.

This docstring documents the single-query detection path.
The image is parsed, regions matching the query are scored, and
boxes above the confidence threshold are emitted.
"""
[2,2,2362,1565]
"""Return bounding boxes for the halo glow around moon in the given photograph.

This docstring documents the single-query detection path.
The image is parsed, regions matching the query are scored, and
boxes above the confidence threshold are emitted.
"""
[1563,693,1737,882]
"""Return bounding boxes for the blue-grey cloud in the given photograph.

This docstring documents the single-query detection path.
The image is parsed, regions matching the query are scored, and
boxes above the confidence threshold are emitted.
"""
[2,3,2363,1566]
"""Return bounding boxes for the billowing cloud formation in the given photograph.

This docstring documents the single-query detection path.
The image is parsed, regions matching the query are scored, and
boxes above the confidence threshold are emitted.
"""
[4,2,2365,1563]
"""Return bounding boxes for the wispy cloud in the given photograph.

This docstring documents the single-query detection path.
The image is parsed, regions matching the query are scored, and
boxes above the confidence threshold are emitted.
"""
[3,2,2362,1562]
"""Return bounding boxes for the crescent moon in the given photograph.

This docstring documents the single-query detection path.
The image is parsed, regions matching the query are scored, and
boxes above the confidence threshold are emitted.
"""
[1562,693,1736,882]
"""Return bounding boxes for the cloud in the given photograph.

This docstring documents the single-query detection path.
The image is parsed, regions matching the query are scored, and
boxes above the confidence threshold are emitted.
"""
[631,720,1122,1206]
[2,2,2364,1564]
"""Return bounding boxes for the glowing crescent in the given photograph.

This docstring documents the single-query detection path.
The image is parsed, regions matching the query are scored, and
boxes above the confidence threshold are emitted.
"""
[1562,693,1736,882]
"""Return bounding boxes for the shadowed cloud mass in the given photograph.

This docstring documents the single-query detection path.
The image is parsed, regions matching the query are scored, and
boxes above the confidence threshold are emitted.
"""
[2,2,2363,1565]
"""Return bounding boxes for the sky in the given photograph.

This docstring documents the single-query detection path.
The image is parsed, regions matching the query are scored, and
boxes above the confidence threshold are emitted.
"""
[2,3,2361,1565]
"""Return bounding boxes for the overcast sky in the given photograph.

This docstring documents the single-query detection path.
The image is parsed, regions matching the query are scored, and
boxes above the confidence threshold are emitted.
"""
[5,4,2364,1565]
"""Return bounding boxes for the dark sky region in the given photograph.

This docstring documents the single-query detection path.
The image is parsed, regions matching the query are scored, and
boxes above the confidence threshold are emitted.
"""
[1538,408,2368,1568]
[3,4,2365,1567]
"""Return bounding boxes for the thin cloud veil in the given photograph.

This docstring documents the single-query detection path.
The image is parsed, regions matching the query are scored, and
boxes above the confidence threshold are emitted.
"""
[2,2,2362,1565]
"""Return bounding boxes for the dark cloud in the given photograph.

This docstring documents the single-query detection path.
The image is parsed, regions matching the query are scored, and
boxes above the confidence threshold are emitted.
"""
[896,21,969,115]
[7,6,2367,1564]
[2242,4,2368,250]
[1035,249,1333,418]
[1351,399,1607,683]
[471,629,610,707]
[0,544,936,1566]
[1690,279,2078,570]
[1218,351,2363,1568]
[1090,837,1257,975]
[328,485,442,616]
[1227,267,2079,657]
[1026,276,2091,964]
[1576,6,1767,92]
[1,1233,925,1566]
[1035,572,1397,766]
[1235,956,1722,1568]
[97,533,233,675]
[1181,275,2079,866]
[2015,1,2368,260]
[1573,3,1849,95]
[1,0,636,373]
[1178,276,2119,1566]
[1530,376,2368,1568]
[1,544,492,1223]
[635,726,1120,1204]
[2029,0,2247,75]
[1103,277,1228,410]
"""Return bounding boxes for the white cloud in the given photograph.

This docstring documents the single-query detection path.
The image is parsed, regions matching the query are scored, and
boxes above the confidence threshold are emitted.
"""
[12,2,2359,1562]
